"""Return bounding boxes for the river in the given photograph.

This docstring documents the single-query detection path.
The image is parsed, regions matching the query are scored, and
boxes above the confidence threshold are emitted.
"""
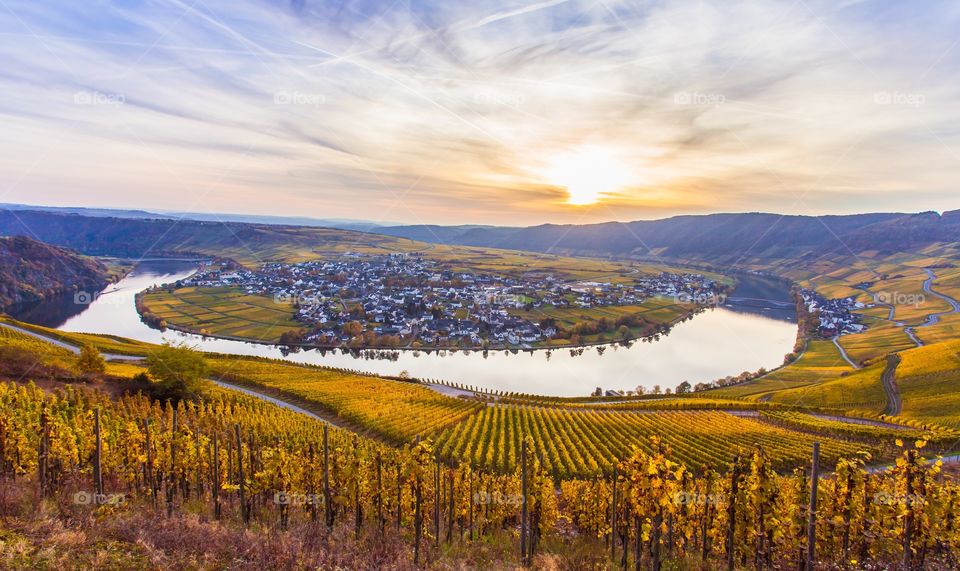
[10,260,798,397]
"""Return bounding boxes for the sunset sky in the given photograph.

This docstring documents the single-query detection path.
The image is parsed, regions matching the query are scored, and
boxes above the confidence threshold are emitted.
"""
[2,0,959,226]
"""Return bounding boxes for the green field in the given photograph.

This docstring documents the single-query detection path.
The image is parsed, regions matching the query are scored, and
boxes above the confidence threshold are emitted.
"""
[895,339,960,426]
[837,318,917,366]
[761,361,888,412]
[140,287,303,342]
[707,339,854,399]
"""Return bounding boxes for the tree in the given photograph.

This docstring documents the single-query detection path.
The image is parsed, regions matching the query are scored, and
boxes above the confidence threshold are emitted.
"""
[145,342,208,401]
[279,329,306,346]
[676,381,692,394]
[343,321,363,337]
[76,343,106,375]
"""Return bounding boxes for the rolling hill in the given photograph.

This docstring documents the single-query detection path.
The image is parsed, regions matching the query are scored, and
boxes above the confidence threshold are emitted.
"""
[0,235,111,308]
[379,210,960,262]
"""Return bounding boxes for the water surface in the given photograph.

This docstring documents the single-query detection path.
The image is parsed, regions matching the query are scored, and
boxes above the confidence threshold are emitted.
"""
[11,260,798,397]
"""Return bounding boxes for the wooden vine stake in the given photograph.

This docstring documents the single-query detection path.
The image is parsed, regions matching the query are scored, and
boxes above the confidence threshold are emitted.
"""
[520,438,529,567]
[143,418,156,510]
[807,442,820,571]
[323,424,332,529]
[726,455,741,571]
[235,424,248,526]
[93,407,104,499]
[212,432,221,520]
[38,410,49,497]
[611,464,618,562]
[167,409,178,517]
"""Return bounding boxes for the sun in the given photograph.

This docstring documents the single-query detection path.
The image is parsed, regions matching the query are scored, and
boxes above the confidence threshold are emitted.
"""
[543,146,632,205]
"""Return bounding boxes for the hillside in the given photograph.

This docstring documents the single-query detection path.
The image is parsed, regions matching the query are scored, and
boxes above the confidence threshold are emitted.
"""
[1,318,958,569]
[0,235,110,308]
[6,208,958,269]
[0,209,421,265]
[379,211,960,262]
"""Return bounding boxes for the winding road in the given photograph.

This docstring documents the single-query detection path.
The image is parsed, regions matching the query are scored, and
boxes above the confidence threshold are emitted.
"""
[832,335,861,369]
[881,354,902,416]
[918,268,960,326]
[864,268,960,349]
[0,322,143,361]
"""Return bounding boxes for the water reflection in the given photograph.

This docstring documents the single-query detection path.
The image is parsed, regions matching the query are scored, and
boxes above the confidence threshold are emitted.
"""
[10,260,798,397]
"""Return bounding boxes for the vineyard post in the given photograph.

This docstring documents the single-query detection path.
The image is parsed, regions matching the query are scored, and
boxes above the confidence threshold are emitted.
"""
[93,407,104,499]
[521,438,528,566]
[726,456,741,571]
[308,443,317,522]
[167,409,178,517]
[323,424,332,530]
[143,418,156,510]
[38,410,48,497]
[807,442,820,570]
[468,468,473,541]
[611,465,618,562]
[634,515,641,571]
[377,452,384,535]
[446,469,454,543]
[194,429,202,500]
[701,472,713,562]
[414,470,423,567]
[235,424,248,526]
[903,449,915,568]
[212,432,221,520]
[434,452,440,546]
[396,461,402,532]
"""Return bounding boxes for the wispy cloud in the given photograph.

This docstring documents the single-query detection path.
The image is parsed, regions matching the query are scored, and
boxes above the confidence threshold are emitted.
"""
[0,0,958,224]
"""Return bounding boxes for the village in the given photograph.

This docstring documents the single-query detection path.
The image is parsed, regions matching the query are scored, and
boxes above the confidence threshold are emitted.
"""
[176,253,725,348]
[798,288,867,337]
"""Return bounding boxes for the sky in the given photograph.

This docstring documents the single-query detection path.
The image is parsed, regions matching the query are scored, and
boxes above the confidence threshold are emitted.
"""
[1,0,959,226]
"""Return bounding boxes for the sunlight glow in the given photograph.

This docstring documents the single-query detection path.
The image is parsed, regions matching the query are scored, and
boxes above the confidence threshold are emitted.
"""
[544,147,633,205]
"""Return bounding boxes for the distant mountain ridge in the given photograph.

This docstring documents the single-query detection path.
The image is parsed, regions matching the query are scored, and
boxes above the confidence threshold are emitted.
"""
[0,207,957,269]
[378,211,960,262]
[0,209,414,265]
[0,235,111,308]
[0,203,396,232]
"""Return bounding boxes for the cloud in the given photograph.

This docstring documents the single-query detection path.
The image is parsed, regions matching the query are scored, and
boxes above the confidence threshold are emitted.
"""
[0,0,959,225]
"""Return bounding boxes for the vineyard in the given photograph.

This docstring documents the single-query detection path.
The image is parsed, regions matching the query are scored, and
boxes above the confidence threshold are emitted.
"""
[0,380,958,569]
[206,357,482,443]
[432,405,876,478]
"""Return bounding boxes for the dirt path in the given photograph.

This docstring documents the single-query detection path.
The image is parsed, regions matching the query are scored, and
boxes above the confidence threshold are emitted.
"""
[0,322,143,361]
[881,353,902,416]
[832,335,860,369]
[209,378,331,424]
[919,268,960,326]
